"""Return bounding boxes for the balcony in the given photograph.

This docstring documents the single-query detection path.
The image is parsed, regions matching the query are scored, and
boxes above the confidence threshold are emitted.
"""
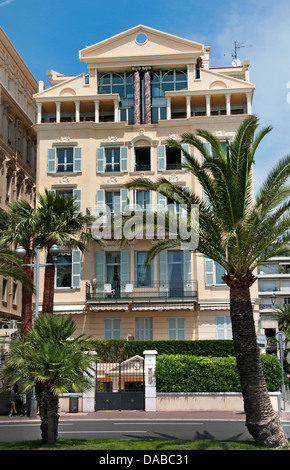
[86,281,198,310]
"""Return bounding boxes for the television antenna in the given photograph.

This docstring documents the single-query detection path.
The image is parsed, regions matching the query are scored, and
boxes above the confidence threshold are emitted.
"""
[224,41,251,67]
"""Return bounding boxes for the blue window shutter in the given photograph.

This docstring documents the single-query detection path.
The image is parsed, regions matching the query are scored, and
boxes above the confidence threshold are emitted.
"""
[157,145,166,171]
[205,256,215,286]
[72,250,81,288]
[159,250,168,293]
[183,250,192,292]
[96,251,105,284]
[47,148,56,173]
[73,189,82,215]
[157,193,167,211]
[120,189,128,211]
[97,147,105,173]
[120,146,128,172]
[96,189,105,213]
[120,250,129,288]
[73,147,82,172]
[181,143,190,164]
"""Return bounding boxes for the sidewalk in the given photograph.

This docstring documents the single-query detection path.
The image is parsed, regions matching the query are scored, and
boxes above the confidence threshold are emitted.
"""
[1,409,290,422]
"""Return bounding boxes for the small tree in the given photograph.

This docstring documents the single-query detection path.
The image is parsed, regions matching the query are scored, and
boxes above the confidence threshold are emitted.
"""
[0,314,95,446]
[36,190,96,314]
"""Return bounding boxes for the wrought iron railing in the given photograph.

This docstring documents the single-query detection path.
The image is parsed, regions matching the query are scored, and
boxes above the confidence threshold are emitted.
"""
[86,280,198,301]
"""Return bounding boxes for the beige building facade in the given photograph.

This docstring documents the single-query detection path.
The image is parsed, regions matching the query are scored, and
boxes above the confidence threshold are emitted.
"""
[0,28,37,330]
[33,25,260,341]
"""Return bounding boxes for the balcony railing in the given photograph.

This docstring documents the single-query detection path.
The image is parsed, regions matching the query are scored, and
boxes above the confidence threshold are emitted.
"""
[86,281,198,302]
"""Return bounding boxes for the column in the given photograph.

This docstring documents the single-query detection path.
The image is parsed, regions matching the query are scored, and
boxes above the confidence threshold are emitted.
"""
[133,69,141,125]
[94,100,99,123]
[82,351,97,412]
[56,102,61,123]
[246,93,252,114]
[186,96,191,118]
[75,101,80,123]
[114,100,119,123]
[37,103,42,124]
[143,350,158,412]
[166,97,171,120]
[206,94,211,116]
[226,94,231,116]
[144,69,151,124]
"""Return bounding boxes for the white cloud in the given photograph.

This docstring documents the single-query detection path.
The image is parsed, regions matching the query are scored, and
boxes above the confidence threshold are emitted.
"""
[0,0,16,7]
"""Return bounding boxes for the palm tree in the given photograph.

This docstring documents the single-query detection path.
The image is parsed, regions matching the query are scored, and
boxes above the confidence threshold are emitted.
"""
[36,190,96,314]
[0,200,37,332]
[0,247,33,295]
[0,314,94,446]
[125,115,290,448]
[274,304,290,335]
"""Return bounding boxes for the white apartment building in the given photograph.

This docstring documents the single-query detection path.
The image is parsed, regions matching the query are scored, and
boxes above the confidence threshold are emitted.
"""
[33,25,260,341]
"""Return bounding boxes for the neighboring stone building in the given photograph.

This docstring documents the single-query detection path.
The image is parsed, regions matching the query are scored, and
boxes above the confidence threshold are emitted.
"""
[0,27,37,335]
[33,25,259,341]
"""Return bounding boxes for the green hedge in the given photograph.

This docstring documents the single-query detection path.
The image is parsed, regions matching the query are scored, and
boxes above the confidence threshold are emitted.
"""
[89,339,235,361]
[155,354,282,393]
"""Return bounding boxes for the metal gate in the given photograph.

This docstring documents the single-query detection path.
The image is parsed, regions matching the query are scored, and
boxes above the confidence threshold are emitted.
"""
[95,355,145,411]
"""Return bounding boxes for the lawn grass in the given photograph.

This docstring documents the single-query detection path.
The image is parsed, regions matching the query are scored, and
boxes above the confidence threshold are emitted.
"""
[0,438,289,450]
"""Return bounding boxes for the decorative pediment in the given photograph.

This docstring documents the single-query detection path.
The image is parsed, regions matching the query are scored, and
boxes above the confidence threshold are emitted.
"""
[79,25,204,67]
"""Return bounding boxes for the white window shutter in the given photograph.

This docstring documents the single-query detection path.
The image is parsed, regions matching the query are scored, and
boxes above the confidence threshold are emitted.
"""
[181,143,190,164]
[71,250,81,288]
[205,256,215,286]
[120,146,128,172]
[97,147,105,173]
[96,251,105,285]
[157,193,167,211]
[120,250,129,291]
[73,189,82,215]
[157,145,166,171]
[47,148,56,173]
[120,189,128,211]
[73,147,82,172]
[183,250,192,293]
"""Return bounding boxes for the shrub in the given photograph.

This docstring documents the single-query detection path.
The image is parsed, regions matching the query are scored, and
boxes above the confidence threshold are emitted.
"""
[155,354,282,393]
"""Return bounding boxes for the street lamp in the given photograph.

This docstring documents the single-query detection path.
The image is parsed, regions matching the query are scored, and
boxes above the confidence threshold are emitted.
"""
[15,244,60,419]
[16,244,60,318]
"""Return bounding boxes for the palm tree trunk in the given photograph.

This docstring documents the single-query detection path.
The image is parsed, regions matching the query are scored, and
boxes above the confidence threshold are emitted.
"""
[230,283,288,448]
[21,251,33,333]
[42,250,55,314]
[36,383,59,446]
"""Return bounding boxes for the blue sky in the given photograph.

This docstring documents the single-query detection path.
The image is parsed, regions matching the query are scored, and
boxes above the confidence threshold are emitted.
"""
[1,0,290,191]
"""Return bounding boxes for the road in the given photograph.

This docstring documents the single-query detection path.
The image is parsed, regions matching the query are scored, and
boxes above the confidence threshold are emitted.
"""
[1,417,290,442]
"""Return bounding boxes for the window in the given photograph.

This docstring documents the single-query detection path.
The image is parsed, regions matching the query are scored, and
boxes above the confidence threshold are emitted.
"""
[136,318,153,340]
[56,250,81,289]
[106,191,121,214]
[135,252,152,287]
[166,147,182,170]
[57,148,73,172]
[99,72,134,98]
[97,147,128,173]
[135,147,151,171]
[12,282,17,305]
[47,147,82,174]
[216,316,232,339]
[105,148,120,172]
[2,278,8,302]
[136,191,150,209]
[56,252,72,288]
[104,318,121,340]
[106,252,121,296]
[151,69,187,97]
[168,317,185,340]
